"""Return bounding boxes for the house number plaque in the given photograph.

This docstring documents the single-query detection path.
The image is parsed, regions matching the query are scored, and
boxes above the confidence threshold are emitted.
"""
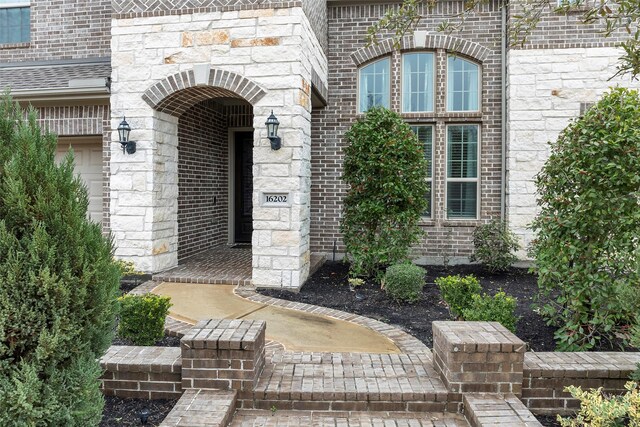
[261,192,290,207]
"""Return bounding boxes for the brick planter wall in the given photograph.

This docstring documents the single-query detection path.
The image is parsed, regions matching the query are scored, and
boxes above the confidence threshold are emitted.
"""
[522,351,640,415]
[100,346,182,399]
[180,319,266,392]
[433,321,526,404]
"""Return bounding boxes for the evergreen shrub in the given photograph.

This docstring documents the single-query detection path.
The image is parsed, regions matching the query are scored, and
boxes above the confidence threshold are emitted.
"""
[0,95,120,425]
[470,219,520,273]
[435,274,481,319]
[462,291,518,333]
[341,107,429,278]
[382,263,425,303]
[530,88,640,350]
[118,294,171,346]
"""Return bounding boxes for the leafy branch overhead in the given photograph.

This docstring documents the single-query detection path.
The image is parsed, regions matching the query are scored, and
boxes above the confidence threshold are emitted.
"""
[367,0,640,79]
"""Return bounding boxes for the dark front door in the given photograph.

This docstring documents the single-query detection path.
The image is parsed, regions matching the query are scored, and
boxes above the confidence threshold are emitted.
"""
[234,131,253,243]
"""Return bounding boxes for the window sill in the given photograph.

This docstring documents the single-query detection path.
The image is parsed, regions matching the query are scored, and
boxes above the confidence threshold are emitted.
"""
[0,42,30,50]
[419,218,482,227]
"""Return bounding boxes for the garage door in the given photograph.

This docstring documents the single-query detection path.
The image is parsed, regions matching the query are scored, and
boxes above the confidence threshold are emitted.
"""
[56,138,104,224]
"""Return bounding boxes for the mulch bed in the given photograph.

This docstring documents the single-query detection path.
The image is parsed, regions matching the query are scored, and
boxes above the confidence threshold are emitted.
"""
[100,396,177,426]
[259,261,558,351]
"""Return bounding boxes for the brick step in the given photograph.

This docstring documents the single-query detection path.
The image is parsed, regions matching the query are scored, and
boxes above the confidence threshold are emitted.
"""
[463,393,542,427]
[239,352,455,412]
[161,389,237,427]
[230,409,469,426]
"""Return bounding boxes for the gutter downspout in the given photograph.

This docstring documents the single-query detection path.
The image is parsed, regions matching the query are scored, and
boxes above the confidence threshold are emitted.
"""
[501,0,507,220]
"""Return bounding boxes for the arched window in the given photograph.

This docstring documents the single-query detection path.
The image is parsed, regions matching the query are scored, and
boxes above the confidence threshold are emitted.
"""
[447,56,480,112]
[402,52,435,113]
[358,57,390,113]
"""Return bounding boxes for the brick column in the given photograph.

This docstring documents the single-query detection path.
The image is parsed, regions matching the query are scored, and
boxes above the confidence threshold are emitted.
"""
[432,321,526,400]
[181,319,266,392]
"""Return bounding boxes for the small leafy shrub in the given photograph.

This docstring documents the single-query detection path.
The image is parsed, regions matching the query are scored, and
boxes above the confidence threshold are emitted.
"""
[470,220,520,273]
[435,275,481,319]
[115,258,143,276]
[118,294,172,345]
[383,263,425,303]
[558,382,640,427]
[462,291,518,333]
[341,107,429,278]
[531,88,640,351]
[348,277,365,289]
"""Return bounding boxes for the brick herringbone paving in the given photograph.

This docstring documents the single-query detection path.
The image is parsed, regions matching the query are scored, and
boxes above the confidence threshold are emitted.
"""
[230,410,469,426]
[151,246,324,287]
[153,246,253,286]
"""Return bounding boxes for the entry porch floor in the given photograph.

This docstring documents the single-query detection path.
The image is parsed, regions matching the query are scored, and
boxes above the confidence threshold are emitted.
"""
[152,245,325,287]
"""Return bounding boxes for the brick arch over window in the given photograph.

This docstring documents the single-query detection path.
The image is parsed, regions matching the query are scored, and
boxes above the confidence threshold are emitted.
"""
[350,34,491,66]
[142,68,266,116]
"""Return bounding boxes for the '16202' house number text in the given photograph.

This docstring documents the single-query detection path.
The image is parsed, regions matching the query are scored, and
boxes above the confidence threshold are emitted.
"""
[265,194,288,204]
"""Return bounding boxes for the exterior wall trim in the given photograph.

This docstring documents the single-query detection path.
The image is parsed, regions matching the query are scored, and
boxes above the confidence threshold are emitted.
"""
[350,34,491,67]
[142,68,267,116]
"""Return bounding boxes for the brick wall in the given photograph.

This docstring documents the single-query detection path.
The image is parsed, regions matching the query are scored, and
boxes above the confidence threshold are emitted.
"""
[302,0,328,54]
[178,100,230,261]
[311,1,503,261]
[509,0,631,50]
[0,0,111,62]
[522,351,640,415]
[100,346,183,400]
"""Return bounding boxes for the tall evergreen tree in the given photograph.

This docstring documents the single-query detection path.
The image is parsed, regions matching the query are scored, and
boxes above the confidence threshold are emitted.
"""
[0,95,120,425]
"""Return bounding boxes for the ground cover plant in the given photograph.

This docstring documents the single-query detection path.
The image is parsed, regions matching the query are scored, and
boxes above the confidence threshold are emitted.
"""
[0,95,120,425]
[341,107,428,279]
[531,87,640,351]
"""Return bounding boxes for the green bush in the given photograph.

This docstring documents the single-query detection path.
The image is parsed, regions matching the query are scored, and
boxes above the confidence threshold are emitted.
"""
[435,275,481,319]
[558,382,640,427]
[530,87,640,351]
[383,263,425,303]
[0,95,120,425]
[462,291,518,333]
[341,107,429,278]
[118,294,172,346]
[470,220,520,273]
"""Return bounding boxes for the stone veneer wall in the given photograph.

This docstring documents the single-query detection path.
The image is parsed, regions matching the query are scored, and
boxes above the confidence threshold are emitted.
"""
[177,100,229,261]
[0,0,111,60]
[506,47,640,253]
[311,1,503,263]
[110,6,327,288]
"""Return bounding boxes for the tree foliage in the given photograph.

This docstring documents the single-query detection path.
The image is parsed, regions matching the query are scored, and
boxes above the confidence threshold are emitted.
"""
[0,95,120,425]
[341,107,429,278]
[368,0,640,79]
[530,87,640,351]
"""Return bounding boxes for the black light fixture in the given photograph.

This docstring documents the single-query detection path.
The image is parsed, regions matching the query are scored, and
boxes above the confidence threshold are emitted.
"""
[139,407,150,425]
[117,117,137,154]
[265,111,281,150]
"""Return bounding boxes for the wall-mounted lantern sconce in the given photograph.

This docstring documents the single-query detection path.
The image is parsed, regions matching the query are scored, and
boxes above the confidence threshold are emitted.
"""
[265,111,281,150]
[117,117,136,154]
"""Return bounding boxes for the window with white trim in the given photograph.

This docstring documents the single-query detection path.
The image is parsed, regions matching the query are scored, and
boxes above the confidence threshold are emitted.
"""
[402,53,435,113]
[446,125,479,219]
[0,0,30,44]
[447,56,479,112]
[358,57,390,113]
[410,125,433,217]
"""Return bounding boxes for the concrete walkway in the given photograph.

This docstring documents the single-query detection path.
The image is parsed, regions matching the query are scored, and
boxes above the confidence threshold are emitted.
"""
[152,282,401,354]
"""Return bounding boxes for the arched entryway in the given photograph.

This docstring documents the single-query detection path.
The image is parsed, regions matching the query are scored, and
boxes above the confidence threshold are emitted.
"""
[141,68,266,274]
[176,98,253,261]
